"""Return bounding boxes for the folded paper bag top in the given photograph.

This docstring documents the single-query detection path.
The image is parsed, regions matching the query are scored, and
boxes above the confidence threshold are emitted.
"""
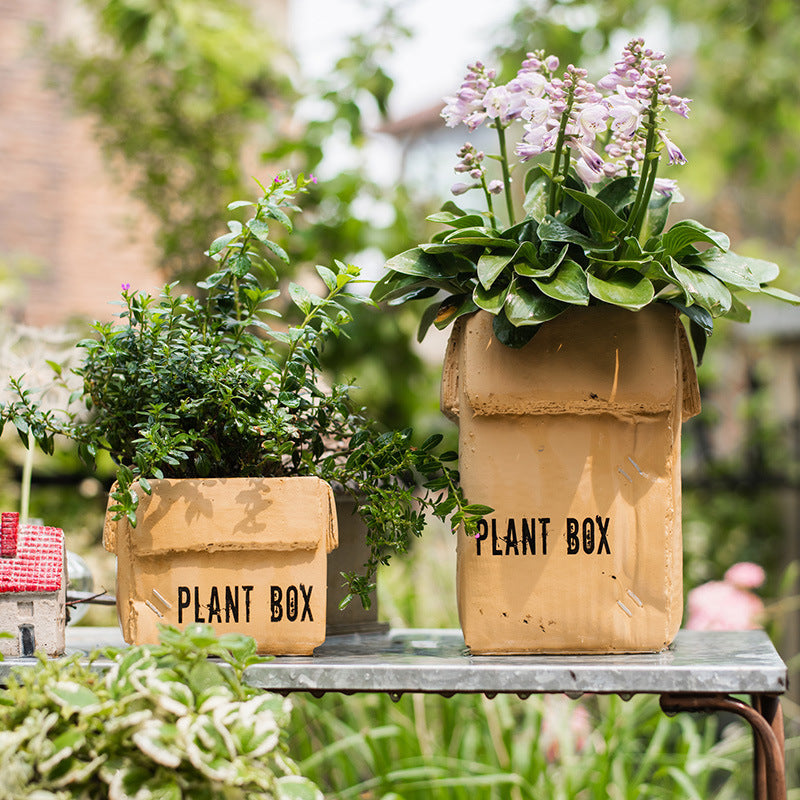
[442,305,700,654]
[105,477,338,655]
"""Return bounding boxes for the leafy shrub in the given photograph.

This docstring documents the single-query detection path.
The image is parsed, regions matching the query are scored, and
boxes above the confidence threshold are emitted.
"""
[0,624,321,800]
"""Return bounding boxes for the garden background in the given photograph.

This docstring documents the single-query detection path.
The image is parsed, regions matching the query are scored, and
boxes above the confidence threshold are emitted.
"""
[1,0,799,796]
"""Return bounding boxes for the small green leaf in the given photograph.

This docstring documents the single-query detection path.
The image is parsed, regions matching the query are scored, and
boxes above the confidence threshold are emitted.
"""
[384,248,443,278]
[562,188,625,239]
[477,252,514,290]
[760,286,800,304]
[473,281,510,313]
[504,285,566,326]
[315,265,338,291]
[669,259,732,317]
[533,260,590,305]
[661,220,730,256]
[586,269,655,310]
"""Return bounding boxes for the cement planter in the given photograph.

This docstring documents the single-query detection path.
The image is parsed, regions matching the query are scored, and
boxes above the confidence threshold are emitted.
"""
[103,476,338,655]
[441,305,700,654]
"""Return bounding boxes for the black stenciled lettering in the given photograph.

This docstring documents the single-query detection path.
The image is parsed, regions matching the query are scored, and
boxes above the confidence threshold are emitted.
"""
[287,585,299,622]
[522,519,535,555]
[225,586,239,623]
[193,586,205,623]
[177,586,190,624]
[475,518,489,555]
[539,518,549,555]
[596,516,611,554]
[270,585,283,622]
[505,519,519,555]
[582,517,595,554]
[491,518,502,556]
[300,584,313,622]
[566,518,580,554]
[207,586,221,624]
[242,585,254,623]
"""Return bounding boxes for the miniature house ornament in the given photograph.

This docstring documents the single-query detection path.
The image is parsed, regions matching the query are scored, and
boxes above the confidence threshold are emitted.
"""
[0,512,67,657]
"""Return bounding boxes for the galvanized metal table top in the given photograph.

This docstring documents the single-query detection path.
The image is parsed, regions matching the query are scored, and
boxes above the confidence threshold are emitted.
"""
[1,627,786,698]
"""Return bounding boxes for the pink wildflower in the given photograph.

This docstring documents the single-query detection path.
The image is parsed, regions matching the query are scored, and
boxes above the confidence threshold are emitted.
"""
[725,562,766,590]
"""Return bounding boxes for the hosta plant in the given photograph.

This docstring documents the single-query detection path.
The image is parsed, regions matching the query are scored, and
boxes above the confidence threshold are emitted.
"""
[373,38,799,359]
[0,624,321,800]
[0,173,486,609]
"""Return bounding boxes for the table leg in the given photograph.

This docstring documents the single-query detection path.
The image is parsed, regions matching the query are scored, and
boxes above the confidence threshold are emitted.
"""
[659,694,786,800]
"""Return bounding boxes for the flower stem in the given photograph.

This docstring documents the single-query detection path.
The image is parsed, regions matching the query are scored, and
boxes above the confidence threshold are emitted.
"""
[496,125,515,225]
[548,86,575,217]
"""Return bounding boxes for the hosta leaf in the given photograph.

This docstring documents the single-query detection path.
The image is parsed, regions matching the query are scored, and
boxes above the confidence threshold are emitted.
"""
[522,173,549,222]
[384,248,443,278]
[661,220,729,256]
[563,188,626,239]
[477,252,514,290]
[473,281,510,313]
[760,285,800,304]
[640,190,672,241]
[533,260,590,304]
[596,176,637,215]
[504,285,566,326]
[445,231,517,249]
[669,259,732,316]
[698,249,763,290]
[726,292,753,323]
[431,295,478,333]
[586,269,655,310]
[492,312,539,347]
[538,216,616,252]
[447,213,488,229]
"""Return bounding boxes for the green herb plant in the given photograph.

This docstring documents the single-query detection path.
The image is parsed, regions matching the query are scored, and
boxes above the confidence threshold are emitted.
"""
[0,172,488,609]
[0,624,321,800]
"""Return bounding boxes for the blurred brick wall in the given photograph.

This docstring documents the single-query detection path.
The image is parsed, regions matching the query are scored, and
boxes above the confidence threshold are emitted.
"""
[0,0,163,326]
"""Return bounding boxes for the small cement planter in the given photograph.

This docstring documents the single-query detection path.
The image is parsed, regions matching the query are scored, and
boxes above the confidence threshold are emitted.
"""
[441,305,700,654]
[103,477,338,655]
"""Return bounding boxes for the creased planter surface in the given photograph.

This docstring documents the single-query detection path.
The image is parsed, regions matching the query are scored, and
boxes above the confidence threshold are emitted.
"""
[105,476,338,655]
[442,306,700,654]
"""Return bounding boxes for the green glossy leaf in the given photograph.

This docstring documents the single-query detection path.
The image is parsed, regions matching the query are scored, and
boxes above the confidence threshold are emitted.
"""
[534,260,590,304]
[447,214,488,229]
[563,188,625,239]
[384,248,443,278]
[315,265,338,291]
[747,256,781,285]
[433,295,479,331]
[595,176,637,214]
[288,283,313,315]
[586,269,655,310]
[640,190,672,241]
[697,249,763,290]
[669,259,732,317]
[504,285,566,326]
[726,292,753,323]
[492,312,539,347]
[538,216,616,252]
[522,173,549,222]
[445,232,517,249]
[473,281,510,313]
[477,252,514,290]
[761,286,800,304]
[661,220,730,256]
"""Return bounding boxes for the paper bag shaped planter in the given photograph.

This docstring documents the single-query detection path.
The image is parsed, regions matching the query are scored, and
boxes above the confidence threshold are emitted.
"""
[441,306,701,654]
[103,477,338,655]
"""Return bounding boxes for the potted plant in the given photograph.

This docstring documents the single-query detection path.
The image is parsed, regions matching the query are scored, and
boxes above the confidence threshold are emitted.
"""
[0,172,485,654]
[372,40,799,654]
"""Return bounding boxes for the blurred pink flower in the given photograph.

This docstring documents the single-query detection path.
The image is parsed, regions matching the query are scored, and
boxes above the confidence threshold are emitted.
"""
[540,695,591,762]
[686,562,765,631]
[724,561,766,590]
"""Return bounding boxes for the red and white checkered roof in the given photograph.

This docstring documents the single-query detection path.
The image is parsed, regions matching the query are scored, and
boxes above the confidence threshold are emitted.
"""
[0,513,64,593]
